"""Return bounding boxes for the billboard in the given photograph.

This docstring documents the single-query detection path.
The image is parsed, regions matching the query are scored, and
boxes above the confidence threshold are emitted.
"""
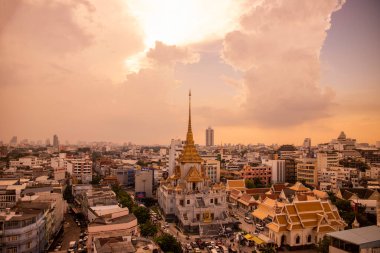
[135,192,146,199]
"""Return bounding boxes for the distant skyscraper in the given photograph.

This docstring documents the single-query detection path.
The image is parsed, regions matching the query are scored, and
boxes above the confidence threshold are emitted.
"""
[45,138,51,146]
[303,138,311,148]
[206,127,214,146]
[9,136,17,146]
[53,135,59,148]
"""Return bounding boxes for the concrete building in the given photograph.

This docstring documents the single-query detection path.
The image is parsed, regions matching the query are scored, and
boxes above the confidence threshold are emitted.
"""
[284,159,297,184]
[296,158,318,186]
[67,158,93,183]
[157,93,233,235]
[135,169,153,198]
[303,138,311,148]
[87,214,138,252]
[317,151,339,172]
[167,139,185,176]
[0,199,63,253]
[206,127,214,147]
[53,134,59,149]
[110,166,135,187]
[240,165,272,185]
[202,158,220,183]
[262,159,286,184]
[328,225,380,253]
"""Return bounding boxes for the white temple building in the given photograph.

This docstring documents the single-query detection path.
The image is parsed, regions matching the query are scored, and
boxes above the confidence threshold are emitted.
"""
[157,92,233,235]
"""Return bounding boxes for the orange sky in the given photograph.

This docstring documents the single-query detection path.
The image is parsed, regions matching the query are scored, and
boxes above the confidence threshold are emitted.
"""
[0,0,379,146]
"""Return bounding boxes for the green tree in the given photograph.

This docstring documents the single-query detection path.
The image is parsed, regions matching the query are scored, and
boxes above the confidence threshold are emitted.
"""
[133,206,150,224]
[259,244,277,253]
[327,191,337,204]
[140,221,158,237]
[252,178,264,188]
[155,234,182,253]
[335,199,355,227]
[90,175,102,185]
[141,197,157,207]
[316,236,330,253]
[245,179,255,189]
[63,184,74,203]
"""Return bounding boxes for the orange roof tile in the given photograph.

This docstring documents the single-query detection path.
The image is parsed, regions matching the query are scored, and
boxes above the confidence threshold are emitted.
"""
[267,223,279,232]
[302,221,318,227]
[322,202,332,212]
[318,226,336,233]
[294,201,323,212]
[285,205,297,215]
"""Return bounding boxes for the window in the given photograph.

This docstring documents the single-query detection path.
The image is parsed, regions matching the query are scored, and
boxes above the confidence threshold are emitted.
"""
[7,235,18,242]
[187,200,190,205]
[307,235,312,243]
[296,235,300,244]
[6,247,17,253]
[210,199,213,203]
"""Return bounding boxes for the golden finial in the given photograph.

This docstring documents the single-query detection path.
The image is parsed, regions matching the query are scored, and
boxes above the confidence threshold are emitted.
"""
[178,90,202,163]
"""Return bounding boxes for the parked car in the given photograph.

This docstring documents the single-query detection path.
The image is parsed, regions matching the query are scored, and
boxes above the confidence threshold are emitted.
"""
[256,224,264,231]
[244,217,253,224]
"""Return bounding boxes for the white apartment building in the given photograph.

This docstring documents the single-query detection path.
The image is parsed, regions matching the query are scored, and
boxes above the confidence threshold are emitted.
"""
[262,159,286,184]
[202,158,221,183]
[67,159,93,183]
[317,151,339,171]
[10,156,42,167]
[366,164,380,179]
[135,169,153,198]
[319,167,359,192]
[168,139,185,176]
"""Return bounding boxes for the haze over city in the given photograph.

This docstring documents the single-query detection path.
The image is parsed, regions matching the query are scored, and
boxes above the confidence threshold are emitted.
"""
[0,0,379,145]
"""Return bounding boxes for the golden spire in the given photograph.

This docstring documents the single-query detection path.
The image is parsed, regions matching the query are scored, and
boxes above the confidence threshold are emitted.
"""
[179,90,202,163]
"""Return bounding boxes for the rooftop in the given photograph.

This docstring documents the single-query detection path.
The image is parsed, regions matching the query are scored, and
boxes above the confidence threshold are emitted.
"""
[327,226,380,248]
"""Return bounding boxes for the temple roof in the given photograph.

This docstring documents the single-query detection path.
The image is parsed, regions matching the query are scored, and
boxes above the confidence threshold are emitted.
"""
[178,91,203,163]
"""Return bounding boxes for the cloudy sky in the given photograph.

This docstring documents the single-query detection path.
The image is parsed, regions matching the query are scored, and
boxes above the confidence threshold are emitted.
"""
[0,0,379,146]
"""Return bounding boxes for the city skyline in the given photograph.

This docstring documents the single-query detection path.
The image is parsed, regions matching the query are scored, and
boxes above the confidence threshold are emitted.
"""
[0,0,379,145]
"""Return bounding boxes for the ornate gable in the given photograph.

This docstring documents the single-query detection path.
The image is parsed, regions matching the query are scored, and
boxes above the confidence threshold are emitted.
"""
[184,166,203,182]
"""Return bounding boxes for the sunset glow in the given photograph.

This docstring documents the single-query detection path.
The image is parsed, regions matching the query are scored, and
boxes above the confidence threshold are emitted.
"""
[0,0,379,145]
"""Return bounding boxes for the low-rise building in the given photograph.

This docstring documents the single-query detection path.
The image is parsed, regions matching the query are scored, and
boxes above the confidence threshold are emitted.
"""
[267,200,346,249]
[328,225,380,253]
[87,214,138,252]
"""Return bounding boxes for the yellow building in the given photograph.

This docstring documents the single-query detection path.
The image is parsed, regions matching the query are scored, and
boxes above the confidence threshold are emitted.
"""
[296,159,318,186]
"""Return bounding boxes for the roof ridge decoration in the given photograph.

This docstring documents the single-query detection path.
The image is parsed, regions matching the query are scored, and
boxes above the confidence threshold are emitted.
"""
[179,91,203,163]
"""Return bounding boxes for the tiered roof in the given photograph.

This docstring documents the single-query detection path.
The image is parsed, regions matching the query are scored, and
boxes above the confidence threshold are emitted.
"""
[267,200,346,233]
[226,179,246,191]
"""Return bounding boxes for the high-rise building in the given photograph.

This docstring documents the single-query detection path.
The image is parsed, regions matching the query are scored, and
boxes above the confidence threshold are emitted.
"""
[53,134,59,148]
[303,138,311,148]
[9,136,17,146]
[205,127,214,146]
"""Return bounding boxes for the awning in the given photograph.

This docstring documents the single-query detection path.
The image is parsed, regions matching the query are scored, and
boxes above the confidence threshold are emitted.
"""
[244,234,253,240]
[251,236,265,245]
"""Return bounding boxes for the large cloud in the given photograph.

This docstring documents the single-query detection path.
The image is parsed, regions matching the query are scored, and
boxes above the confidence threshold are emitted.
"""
[222,0,345,127]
